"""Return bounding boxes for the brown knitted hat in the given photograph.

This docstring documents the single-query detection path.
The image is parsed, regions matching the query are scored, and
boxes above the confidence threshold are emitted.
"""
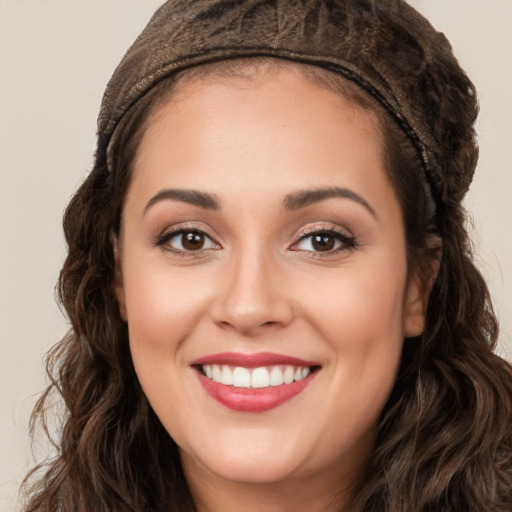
[98,0,479,213]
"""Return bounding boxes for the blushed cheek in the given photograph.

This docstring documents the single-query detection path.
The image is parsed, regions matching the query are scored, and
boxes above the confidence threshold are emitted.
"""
[123,267,210,357]
[307,266,406,364]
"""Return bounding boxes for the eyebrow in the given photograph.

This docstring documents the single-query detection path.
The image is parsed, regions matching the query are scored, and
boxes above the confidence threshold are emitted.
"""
[143,186,375,217]
[144,188,220,214]
[283,187,376,217]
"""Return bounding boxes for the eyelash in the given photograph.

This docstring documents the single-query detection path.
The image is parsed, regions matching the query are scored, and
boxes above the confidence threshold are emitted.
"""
[155,225,220,257]
[155,224,357,258]
[291,226,357,258]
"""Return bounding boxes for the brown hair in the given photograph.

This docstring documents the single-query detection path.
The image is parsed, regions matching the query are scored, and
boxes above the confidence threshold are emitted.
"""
[23,7,512,512]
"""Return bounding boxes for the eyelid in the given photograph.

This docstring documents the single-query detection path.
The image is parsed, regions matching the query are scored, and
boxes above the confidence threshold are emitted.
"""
[153,222,356,257]
[155,223,222,254]
[289,223,357,255]
[292,223,354,242]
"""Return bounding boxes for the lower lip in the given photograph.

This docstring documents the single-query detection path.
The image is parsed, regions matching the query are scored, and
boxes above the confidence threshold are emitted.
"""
[196,371,317,412]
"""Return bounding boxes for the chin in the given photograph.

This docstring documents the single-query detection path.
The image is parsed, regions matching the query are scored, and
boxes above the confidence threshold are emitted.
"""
[209,457,298,484]
[179,426,312,485]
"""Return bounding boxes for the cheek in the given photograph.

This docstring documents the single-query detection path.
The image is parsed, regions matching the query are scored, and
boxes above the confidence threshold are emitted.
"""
[303,256,407,347]
[313,269,405,395]
[123,262,213,362]
[123,265,215,441]
[300,254,407,407]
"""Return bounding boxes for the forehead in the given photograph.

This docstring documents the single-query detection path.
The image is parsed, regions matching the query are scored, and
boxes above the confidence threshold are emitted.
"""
[125,65,397,219]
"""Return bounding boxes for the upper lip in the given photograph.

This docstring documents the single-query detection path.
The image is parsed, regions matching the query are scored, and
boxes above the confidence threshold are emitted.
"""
[191,352,319,368]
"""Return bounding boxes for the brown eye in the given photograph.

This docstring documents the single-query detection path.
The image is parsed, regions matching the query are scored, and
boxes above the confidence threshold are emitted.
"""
[311,234,335,252]
[158,229,218,253]
[291,229,356,255]
[182,232,205,251]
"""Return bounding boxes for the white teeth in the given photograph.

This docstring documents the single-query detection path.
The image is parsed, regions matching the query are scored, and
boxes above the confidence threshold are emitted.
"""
[202,364,314,388]
[221,365,233,386]
[269,366,284,386]
[295,367,310,381]
[251,367,270,388]
[232,367,251,388]
[283,365,295,384]
[212,365,222,382]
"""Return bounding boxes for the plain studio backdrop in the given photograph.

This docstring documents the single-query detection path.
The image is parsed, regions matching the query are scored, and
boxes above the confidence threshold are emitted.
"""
[0,1,511,510]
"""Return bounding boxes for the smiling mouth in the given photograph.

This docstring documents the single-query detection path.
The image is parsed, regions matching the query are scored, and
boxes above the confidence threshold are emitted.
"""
[196,364,319,389]
[191,352,321,411]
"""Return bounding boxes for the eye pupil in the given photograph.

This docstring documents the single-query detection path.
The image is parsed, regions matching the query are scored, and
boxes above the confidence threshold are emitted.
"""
[182,232,205,251]
[312,234,335,251]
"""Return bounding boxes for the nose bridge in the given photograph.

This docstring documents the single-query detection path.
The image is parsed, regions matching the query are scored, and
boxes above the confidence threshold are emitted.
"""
[211,239,292,333]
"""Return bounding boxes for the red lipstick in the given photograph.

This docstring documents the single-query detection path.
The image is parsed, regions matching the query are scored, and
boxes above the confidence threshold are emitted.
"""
[192,352,318,368]
[192,352,320,412]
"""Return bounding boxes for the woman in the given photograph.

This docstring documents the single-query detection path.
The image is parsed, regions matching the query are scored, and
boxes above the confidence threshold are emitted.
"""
[22,0,512,510]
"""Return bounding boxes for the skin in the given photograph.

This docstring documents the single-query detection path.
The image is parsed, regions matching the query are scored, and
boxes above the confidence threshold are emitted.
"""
[114,65,428,512]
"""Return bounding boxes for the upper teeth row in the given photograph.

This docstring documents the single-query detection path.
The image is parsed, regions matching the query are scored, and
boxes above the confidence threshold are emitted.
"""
[202,365,311,388]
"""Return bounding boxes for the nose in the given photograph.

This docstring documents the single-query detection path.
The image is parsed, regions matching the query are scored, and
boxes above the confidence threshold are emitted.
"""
[210,247,294,335]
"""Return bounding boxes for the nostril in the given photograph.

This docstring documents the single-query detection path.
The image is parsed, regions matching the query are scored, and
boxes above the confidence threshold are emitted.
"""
[210,291,294,333]
[214,318,284,336]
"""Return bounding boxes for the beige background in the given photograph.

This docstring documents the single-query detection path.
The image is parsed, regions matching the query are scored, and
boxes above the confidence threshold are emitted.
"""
[1,1,511,510]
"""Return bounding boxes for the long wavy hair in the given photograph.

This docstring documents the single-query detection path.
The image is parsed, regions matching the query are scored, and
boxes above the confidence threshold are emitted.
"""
[23,35,512,512]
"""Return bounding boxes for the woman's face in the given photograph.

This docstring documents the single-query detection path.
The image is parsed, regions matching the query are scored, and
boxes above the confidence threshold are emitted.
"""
[115,66,426,494]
